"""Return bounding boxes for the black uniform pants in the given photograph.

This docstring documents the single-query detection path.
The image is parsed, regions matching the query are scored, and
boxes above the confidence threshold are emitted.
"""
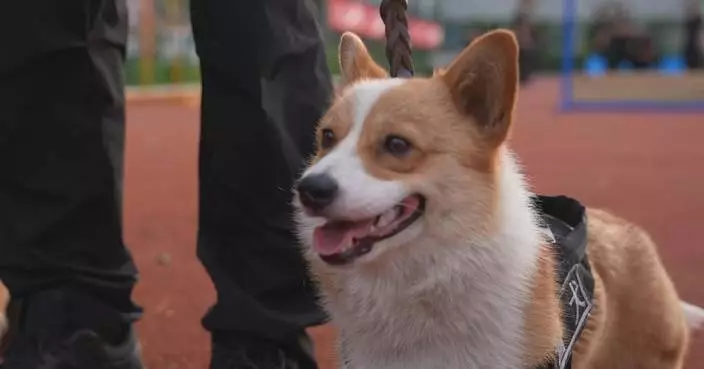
[0,0,331,341]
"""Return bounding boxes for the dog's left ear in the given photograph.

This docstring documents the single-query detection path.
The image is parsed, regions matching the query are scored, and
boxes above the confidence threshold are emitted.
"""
[338,32,388,89]
[441,30,519,146]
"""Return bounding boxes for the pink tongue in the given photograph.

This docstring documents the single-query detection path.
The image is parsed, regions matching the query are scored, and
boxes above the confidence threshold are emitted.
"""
[313,219,375,255]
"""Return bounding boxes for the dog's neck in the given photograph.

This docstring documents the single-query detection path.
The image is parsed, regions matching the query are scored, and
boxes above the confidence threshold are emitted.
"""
[315,150,562,369]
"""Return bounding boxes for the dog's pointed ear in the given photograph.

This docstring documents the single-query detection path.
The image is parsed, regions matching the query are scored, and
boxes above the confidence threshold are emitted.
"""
[440,30,519,146]
[339,32,388,88]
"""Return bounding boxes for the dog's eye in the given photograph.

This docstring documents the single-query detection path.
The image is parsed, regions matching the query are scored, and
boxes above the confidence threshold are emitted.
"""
[320,128,336,150]
[383,135,412,157]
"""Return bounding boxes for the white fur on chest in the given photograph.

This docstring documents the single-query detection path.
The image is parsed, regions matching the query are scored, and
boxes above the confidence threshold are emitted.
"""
[314,152,543,369]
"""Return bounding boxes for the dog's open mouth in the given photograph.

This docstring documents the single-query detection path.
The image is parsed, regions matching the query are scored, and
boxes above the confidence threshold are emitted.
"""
[312,195,426,266]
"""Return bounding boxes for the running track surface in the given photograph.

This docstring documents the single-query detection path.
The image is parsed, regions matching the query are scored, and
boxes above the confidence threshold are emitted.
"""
[125,78,704,368]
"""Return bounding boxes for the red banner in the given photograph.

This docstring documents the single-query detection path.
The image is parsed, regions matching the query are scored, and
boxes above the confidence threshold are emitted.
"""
[327,0,444,50]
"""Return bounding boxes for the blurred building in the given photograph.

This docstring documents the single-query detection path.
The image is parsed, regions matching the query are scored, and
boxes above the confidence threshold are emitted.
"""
[436,0,693,70]
[124,0,696,84]
[326,0,444,50]
[440,0,684,22]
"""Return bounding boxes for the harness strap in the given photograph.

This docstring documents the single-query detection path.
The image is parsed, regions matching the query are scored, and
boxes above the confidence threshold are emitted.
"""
[534,195,595,369]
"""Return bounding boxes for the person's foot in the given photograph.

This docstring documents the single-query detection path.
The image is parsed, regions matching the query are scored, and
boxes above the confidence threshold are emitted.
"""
[210,331,318,369]
[0,287,143,369]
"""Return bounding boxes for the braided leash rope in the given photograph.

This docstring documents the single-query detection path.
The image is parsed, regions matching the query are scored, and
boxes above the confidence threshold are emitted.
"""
[379,0,415,78]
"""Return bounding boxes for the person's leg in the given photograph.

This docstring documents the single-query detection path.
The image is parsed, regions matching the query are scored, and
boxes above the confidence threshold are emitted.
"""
[190,0,332,367]
[605,36,630,70]
[684,15,703,69]
[0,0,142,367]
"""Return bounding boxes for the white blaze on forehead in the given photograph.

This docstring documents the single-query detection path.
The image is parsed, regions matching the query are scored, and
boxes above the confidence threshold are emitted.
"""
[346,79,407,128]
[304,78,409,219]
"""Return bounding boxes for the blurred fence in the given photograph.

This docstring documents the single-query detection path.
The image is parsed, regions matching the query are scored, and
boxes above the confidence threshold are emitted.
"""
[126,0,199,86]
[440,19,693,71]
[125,0,698,85]
[124,0,447,86]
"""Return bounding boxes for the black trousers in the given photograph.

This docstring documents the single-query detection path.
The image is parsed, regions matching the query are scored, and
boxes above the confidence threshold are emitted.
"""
[0,0,331,341]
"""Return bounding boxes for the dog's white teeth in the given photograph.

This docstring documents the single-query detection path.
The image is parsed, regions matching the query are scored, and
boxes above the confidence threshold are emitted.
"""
[377,209,397,228]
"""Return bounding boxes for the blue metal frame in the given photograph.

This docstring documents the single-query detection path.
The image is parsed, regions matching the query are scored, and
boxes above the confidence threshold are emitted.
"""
[559,0,704,113]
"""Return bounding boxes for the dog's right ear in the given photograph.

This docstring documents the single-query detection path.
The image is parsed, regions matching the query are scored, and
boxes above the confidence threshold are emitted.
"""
[338,32,388,89]
[440,30,519,147]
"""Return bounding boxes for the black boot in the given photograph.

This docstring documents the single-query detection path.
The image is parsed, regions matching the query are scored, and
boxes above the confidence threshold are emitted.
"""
[209,331,318,369]
[0,287,143,369]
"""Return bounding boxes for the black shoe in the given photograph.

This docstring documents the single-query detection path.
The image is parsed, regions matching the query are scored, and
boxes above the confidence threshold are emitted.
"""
[0,288,143,369]
[210,331,318,369]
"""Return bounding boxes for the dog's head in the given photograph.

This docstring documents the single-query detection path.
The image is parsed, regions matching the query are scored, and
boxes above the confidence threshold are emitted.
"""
[294,30,520,268]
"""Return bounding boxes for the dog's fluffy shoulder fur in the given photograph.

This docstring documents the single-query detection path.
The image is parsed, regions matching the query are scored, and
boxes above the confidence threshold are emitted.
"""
[294,30,704,369]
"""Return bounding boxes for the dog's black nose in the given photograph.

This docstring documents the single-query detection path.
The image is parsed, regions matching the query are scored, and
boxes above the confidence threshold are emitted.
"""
[297,173,339,211]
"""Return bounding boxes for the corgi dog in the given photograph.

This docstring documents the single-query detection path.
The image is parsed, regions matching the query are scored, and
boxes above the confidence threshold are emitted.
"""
[293,29,704,369]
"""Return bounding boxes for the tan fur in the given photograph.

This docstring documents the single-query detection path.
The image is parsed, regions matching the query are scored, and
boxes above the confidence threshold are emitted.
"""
[313,97,354,160]
[571,209,690,369]
[441,30,519,148]
[522,247,563,366]
[320,78,497,175]
[304,30,696,369]
[0,280,8,340]
[357,79,499,177]
[521,209,691,368]
[338,32,387,89]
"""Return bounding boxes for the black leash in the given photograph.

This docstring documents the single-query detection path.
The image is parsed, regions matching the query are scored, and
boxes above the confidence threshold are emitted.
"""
[379,0,414,77]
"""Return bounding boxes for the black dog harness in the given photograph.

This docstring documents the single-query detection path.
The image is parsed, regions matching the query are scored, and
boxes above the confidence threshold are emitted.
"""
[533,195,595,369]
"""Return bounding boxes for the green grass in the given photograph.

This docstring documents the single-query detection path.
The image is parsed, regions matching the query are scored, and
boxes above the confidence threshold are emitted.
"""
[126,34,434,86]
[125,58,200,86]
